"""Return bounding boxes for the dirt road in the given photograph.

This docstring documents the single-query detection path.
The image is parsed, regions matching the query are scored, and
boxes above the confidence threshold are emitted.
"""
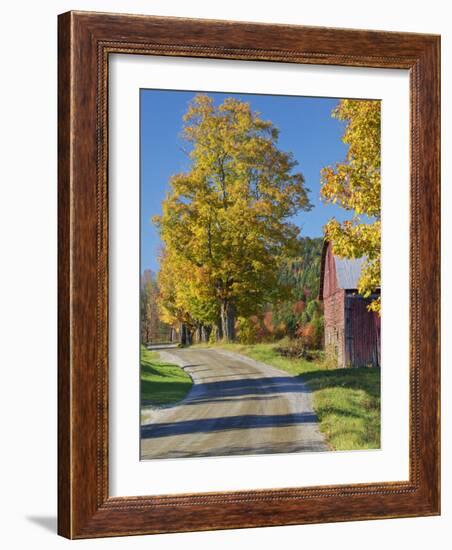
[140,348,328,459]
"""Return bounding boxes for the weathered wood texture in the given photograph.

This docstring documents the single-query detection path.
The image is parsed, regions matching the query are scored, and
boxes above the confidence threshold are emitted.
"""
[321,242,346,366]
[321,241,380,368]
[345,294,381,368]
[58,11,440,539]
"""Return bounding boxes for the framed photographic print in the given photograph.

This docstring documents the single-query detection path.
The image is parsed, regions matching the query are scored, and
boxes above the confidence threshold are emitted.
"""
[58,11,440,538]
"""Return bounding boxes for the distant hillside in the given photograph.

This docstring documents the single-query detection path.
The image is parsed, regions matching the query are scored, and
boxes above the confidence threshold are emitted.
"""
[279,237,324,301]
[267,236,324,342]
[238,237,324,344]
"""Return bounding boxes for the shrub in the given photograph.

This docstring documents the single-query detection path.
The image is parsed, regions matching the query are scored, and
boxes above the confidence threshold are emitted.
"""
[236,316,258,344]
[296,313,324,349]
[275,338,318,360]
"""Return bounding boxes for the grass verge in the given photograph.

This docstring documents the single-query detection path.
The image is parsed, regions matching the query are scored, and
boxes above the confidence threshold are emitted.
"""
[193,342,380,451]
[140,346,193,407]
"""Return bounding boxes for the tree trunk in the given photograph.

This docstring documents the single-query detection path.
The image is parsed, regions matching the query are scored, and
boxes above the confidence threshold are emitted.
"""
[201,325,212,343]
[187,327,193,346]
[180,323,188,346]
[220,300,236,342]
[215,321,223,342]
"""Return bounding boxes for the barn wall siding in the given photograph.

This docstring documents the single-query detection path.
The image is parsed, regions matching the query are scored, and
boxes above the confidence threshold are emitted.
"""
[322,242,338,300]
[324,290,345,367]
[345,294,381,368]
[322,245,346,367]
[320,241,381,369]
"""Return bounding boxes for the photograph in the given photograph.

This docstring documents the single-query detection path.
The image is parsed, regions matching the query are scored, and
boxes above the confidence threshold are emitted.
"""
[139,90,381,460]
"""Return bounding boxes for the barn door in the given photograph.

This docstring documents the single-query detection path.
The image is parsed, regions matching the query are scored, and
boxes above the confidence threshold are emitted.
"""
[345,298,353,367]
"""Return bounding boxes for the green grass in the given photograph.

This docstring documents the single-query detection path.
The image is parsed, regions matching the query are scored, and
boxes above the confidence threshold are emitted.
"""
[301,368,380,450]
[140,346,193,407]
[193,342,380,451]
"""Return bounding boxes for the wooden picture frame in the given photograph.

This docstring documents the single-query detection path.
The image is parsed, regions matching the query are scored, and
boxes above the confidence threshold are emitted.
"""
[58,10,440,539]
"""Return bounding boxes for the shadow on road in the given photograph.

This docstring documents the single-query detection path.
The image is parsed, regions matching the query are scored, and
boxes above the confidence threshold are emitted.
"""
[141,412,317,439]
[184,372,310,402]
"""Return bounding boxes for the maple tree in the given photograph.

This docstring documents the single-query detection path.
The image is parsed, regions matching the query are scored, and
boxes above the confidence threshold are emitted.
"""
[154,94,311,341]
[320,99,381,313]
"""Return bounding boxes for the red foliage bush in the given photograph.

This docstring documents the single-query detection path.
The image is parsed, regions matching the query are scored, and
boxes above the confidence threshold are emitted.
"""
[292,300,306,314]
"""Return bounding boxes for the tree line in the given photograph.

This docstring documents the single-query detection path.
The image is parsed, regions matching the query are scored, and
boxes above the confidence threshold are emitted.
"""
[140,270,175,345]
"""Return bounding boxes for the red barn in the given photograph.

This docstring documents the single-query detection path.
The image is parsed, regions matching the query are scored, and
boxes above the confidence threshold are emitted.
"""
[319,241,380,369]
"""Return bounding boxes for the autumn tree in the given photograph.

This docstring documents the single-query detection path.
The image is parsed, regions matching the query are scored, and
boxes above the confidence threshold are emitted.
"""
[154,94,311,341]
[140,270,172,344]
[157,248,219,344]
[320,99,381,312]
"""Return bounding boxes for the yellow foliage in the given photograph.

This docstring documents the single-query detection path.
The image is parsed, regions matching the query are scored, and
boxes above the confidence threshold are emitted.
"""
[154,94,312,331]
[321,100,381,313]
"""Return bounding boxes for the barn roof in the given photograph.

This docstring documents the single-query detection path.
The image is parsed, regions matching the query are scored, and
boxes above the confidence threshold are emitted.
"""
[319,240,367,300]
[335,255,366,289]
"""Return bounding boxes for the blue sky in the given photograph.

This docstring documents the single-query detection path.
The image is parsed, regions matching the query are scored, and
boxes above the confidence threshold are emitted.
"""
[140,89,352,274]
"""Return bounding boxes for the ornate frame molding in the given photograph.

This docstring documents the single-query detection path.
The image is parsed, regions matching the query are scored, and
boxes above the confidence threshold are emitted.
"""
[58,11,440,538]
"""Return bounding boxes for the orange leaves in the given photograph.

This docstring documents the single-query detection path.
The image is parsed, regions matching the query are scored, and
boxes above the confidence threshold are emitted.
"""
[263,311,274,334]
[292,300,306,314]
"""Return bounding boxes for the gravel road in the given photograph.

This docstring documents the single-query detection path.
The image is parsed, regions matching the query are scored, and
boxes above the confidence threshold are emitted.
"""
[140,347,328,459]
